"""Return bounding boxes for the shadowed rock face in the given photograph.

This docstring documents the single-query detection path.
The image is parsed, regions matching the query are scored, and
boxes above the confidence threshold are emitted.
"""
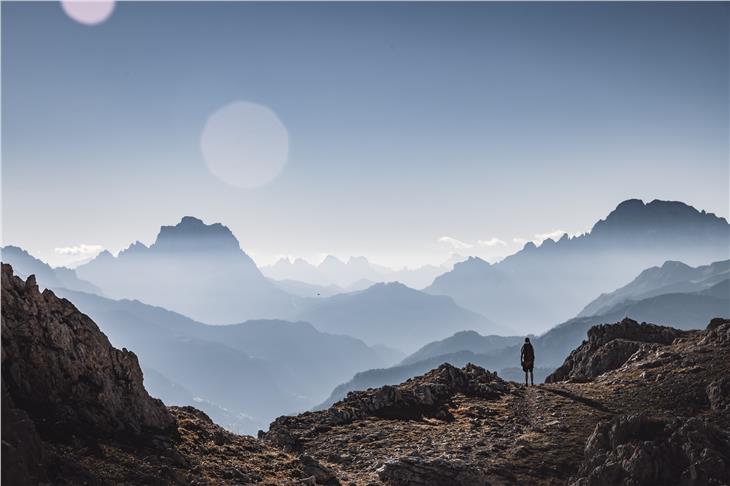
[1,263,175,442]
[572,414,730,485]
[545,318,690,383]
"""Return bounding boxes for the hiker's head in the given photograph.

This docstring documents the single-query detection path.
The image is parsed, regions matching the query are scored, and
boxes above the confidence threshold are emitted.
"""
[525,337,530,343]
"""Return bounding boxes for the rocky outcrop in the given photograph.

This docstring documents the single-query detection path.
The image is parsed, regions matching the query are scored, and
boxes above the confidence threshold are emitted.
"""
[572,414,730,485]
[1,263,175,442]
[264,363,508,452]
[545,318,690,383]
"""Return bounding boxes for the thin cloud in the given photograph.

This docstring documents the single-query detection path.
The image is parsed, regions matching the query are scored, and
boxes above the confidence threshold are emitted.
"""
[534,230,567,243]
[477,237,507,247]
[54,244,104,256]
[438,236,474,250]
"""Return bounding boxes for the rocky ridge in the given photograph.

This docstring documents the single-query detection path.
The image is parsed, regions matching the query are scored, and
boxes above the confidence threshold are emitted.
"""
[263,317,730,485]
[544,318,690,383]
[264,363,509,452]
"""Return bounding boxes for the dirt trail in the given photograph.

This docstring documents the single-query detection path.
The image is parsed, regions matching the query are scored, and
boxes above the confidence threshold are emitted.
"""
[487,383,615,484]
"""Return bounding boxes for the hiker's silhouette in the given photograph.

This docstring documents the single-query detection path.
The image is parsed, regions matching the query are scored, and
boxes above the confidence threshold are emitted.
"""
[521,337,535,386]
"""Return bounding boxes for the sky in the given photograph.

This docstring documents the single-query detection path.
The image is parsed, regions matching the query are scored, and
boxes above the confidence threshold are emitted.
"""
[2,1,729,268]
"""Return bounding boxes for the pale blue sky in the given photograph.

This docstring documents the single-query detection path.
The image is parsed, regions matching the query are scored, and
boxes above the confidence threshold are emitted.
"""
[3,2,729,267]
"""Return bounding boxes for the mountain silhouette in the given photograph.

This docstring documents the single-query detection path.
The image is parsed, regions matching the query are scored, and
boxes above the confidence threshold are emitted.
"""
[76,217,301,323]
[426,199,730,333]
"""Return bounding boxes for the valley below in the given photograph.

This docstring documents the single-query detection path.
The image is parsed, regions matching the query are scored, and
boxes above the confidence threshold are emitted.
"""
[3,263,730,485]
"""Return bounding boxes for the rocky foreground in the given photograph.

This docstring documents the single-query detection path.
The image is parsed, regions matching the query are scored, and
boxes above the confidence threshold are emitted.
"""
[2,263,730,485]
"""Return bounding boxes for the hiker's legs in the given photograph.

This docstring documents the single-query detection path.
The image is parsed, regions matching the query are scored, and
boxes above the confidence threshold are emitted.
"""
[530,370,534,386]
[524,370,528,386]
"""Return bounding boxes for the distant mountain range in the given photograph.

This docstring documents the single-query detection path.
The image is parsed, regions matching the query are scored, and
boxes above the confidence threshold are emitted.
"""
[426,199,730,333]
[75,216,302,324]
[262,253,464,289]
[292,281,501,352]
[321,257,730,405]
[0,245,100,294]
[400,332,524,366]
[1,240,501,357]
[579,259,729,317]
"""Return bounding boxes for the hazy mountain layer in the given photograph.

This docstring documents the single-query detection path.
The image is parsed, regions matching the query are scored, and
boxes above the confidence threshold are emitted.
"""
[262,253,464,289]
[426,199,730,333]
[322,277,729,405]
[293,281,501,353]
[271,278,344,298]
[400,331,523,366]
[579,259,729,317]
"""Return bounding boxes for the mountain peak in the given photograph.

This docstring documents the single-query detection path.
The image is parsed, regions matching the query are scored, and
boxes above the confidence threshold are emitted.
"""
[119,241,148,256]
[593,199,728,233]
[180,215,205,225]
[152,216,241,253]
[659,260,692,270]
[320,255,344,266]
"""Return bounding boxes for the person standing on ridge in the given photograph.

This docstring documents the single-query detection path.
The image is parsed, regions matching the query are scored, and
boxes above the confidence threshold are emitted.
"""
[521,337,535,386]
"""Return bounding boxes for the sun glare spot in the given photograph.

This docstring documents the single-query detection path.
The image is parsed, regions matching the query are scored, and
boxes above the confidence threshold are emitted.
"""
[200,101,289,189]
[61,0,115,26]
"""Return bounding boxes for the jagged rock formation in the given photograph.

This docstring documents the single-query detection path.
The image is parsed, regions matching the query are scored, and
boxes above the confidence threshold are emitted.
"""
[545,318,689,383]
[572,414,730,485]
[2,263,175,440]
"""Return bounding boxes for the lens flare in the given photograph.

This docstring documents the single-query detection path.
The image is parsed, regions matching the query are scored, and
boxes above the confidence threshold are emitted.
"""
[61,0,115,26]
[201,101,289,189]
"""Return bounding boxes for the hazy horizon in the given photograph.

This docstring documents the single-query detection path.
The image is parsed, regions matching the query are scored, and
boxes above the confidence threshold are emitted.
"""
[3,2,729,269]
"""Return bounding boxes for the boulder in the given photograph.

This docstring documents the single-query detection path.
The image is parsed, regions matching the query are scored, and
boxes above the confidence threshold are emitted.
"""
[546,319,689,383]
